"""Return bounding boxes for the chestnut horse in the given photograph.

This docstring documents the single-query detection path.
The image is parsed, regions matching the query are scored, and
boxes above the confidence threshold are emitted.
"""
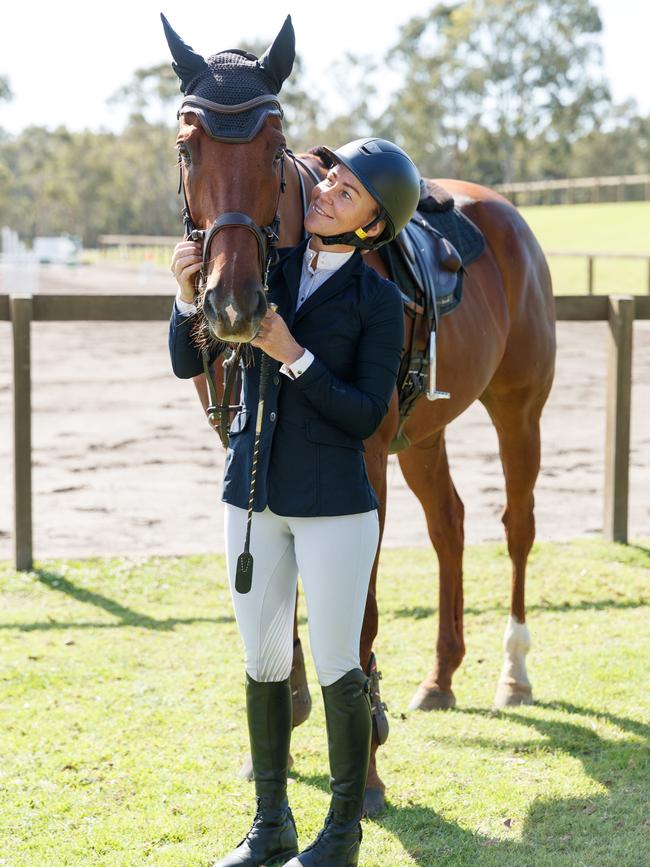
[163,15,556,814]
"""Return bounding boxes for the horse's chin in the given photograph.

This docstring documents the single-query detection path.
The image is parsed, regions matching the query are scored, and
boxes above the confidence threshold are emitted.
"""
[207,320,259,345]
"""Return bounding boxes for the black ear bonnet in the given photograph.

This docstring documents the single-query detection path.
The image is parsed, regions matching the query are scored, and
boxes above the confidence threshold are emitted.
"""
[161,13,295,143]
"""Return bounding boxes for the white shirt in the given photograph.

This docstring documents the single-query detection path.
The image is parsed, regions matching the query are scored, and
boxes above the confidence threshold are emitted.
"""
[174,241,355,379]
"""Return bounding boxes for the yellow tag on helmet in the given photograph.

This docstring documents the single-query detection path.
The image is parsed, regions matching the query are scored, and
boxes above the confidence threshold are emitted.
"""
[355,227,369,239]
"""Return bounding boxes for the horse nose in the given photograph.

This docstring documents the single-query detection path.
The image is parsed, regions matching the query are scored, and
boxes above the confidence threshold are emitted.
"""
[203,284,267,342]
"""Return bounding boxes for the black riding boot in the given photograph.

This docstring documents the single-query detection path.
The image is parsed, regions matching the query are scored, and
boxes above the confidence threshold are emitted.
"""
[285,669,372,867]
[213,675,298,867]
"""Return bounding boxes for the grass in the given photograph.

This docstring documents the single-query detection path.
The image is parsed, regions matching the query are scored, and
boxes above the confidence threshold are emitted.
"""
[518,201,650,296]
[1,540,648,866]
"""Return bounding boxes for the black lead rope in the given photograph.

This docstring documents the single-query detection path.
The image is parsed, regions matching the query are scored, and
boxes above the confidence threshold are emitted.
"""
[235,302,277,593]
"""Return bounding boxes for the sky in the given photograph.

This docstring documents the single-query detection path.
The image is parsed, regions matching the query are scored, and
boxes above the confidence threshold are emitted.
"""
[1,0,649,135]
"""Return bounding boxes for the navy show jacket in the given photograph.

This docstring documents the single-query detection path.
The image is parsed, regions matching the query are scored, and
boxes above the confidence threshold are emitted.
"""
[168,239,405,517]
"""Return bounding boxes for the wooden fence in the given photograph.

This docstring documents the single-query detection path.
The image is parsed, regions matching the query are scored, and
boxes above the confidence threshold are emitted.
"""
[494,173,650,206]
[2,293,648,571]
[546,251,650,296]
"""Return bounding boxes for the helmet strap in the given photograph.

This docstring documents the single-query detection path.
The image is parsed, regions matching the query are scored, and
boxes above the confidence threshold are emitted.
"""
[317,211,386,250]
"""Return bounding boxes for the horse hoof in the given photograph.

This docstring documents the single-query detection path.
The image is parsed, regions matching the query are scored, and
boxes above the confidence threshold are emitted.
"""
[363,786,386,818]
[238,752,295,781]
[408,685,456,711]
[493,681,533,708]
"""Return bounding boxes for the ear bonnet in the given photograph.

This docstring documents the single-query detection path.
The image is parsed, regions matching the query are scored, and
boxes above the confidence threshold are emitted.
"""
[161,13,295,143]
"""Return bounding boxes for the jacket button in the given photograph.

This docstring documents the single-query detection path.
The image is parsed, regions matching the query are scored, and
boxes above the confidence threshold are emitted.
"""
[273,375,280,386]
[270,411,277,422]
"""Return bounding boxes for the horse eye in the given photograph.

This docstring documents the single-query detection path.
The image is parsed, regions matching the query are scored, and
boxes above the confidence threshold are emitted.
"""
[274,147,285,162]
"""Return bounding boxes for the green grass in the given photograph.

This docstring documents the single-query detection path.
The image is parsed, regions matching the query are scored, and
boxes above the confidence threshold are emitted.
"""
[519,202,650,295]
[1,540,648,865]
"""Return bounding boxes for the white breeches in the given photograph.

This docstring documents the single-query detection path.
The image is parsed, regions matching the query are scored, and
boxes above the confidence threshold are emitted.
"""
[224,504,380,687]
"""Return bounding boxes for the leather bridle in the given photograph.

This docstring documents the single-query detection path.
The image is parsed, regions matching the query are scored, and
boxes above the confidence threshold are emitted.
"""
[178,152,286,291]
[176,105,288,449]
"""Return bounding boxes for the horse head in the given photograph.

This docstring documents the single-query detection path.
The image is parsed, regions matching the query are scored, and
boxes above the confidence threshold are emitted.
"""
[162,14,295,343]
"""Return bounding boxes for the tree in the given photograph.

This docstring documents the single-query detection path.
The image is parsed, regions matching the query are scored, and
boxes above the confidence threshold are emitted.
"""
[383,0,611,182]
[108,63,179,125]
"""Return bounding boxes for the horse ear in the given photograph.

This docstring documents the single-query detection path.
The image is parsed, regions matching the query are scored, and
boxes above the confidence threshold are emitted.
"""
[160,13,209,93]
[257,15,295,93]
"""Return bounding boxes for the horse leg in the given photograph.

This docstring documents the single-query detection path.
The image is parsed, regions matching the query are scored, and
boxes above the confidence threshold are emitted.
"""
[290,617,312,726]
[481,389,544,707]
[399,431,466,711]
[360,435,390,817]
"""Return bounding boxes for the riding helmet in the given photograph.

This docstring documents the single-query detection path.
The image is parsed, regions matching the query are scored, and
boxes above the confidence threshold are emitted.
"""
[317,138,421,249]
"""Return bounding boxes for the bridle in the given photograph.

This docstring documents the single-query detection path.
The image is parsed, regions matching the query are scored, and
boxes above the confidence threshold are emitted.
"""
[176,95,288,450]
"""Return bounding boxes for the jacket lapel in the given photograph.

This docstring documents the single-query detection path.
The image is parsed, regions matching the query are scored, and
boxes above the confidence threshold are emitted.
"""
[293,250,363,326]
[267,240,308,329]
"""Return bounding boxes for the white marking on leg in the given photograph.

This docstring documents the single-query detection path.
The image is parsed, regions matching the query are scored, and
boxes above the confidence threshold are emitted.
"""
[499,615,531,688]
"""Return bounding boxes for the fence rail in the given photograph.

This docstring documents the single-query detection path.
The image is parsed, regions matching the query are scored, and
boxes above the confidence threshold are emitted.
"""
[545,252,650,295]
[495,173,650,205]
[2,293,647,570]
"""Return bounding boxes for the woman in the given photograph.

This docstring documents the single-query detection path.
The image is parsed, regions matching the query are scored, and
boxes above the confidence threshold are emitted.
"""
[169,138,420,867]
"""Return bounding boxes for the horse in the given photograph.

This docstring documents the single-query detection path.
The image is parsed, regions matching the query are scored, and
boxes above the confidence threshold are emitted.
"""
[162,14,557,815]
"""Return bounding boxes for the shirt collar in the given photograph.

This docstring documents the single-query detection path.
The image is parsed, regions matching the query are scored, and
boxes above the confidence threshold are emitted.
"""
[304,240,355,274]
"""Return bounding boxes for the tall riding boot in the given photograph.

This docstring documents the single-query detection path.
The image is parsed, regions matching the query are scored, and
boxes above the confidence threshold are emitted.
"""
[213,675,298,867]
[285,669,371,867]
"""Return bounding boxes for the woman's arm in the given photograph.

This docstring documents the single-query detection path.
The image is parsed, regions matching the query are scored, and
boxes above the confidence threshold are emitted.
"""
[292,282,404,439]
[249,272,405,440]
[168,239,223,379]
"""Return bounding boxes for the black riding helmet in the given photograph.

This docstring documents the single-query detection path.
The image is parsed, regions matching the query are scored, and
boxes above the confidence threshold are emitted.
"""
[317,138,421,250]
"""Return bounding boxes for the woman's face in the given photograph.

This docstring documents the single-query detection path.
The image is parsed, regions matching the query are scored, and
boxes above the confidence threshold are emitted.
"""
[304,163,381,241]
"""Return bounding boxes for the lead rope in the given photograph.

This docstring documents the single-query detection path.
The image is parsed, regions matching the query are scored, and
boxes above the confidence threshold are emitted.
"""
[234,158,286,593]
[235,302,277,593]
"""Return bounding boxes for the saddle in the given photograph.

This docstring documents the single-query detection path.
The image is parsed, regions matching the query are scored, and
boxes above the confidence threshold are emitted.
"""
[381,179,486,453]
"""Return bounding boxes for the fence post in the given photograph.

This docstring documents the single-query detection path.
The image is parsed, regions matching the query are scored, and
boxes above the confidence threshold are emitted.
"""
[587,256,595,295]
[603,295,635,542]
[10,294,33,571]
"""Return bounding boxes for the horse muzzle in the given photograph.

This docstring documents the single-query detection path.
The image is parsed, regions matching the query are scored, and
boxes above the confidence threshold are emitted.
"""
[202,284,268,343]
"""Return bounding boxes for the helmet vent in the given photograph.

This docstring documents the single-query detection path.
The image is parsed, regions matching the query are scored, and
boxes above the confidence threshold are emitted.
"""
[360,140,382,155]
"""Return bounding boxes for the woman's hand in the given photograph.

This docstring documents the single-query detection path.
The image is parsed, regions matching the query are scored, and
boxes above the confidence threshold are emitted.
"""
[251,309,305,366]
[171,240,202,303]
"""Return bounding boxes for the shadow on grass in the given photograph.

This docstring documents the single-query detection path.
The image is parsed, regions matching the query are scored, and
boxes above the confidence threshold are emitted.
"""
[0,568,234,632]
[393,595,648,622]
[291,701,648,865]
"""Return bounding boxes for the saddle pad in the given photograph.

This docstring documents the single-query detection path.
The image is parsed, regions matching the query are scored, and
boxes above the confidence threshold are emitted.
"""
[418,203,485,269]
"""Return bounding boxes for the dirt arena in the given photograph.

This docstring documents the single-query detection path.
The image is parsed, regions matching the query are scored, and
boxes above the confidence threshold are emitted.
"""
[0,262,648,561]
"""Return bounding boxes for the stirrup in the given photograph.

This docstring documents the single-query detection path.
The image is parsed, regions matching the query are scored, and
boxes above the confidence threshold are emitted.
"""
[426,329,450,401]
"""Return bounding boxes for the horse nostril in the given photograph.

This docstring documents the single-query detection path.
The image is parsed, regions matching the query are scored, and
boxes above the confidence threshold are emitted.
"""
[254,289,268,319]
[202,290,218,322]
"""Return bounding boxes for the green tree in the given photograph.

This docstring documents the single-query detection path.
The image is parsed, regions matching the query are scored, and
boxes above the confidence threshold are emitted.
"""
[384,0,610,182]
[109,63,179,125]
